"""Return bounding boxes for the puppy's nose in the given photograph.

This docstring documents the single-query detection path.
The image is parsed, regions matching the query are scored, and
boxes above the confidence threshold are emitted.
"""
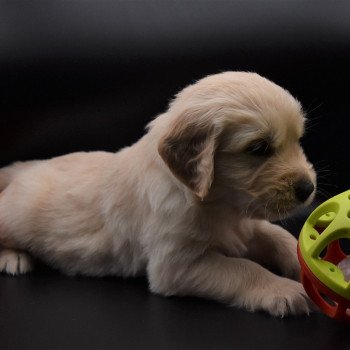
[294,179,315,203]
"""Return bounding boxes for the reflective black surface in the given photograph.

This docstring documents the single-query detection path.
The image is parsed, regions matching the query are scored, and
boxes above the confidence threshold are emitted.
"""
[1,213,349,350]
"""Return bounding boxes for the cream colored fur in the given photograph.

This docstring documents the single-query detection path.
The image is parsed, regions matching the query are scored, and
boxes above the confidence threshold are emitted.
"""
[0,72,316,317]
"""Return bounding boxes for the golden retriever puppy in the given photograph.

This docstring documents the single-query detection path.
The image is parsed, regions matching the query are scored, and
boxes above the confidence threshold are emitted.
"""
[0,72,316,317]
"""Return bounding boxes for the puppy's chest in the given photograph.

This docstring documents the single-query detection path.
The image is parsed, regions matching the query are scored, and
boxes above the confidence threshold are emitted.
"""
[213,225,252,258]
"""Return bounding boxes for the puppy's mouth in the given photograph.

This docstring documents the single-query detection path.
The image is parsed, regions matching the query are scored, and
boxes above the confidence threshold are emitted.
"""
[265,201,303,221]
[246,186,316,221]
[247,200,296,221]
[248,200,299,221]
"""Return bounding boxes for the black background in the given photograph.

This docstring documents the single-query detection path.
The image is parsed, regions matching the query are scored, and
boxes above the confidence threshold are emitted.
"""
[1,1,350,197]
[1,1,350,349]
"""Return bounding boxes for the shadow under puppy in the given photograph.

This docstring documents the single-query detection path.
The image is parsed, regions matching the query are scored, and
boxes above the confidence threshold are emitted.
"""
[0,72,316,317]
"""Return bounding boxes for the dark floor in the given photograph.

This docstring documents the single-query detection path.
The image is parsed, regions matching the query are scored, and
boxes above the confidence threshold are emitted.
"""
[1,207,350,350]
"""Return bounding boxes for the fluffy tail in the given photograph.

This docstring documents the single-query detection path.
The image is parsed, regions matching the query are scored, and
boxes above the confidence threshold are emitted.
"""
[0,168,12,191]
[0,161,37,192]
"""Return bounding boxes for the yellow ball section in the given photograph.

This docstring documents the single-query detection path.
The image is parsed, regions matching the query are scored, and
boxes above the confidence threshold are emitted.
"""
[299,190,350,300]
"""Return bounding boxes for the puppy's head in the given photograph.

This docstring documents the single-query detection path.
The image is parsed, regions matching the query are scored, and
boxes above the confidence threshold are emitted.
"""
[157,72,316,220]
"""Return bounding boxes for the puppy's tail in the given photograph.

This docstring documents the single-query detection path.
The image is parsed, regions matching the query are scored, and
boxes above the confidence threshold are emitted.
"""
[0,161,36,192]
[0,168,12,192]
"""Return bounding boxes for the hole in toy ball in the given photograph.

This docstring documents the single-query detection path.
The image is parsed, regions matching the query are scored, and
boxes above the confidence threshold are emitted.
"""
[314,227,324,234]
[319,247,327,259]
[310,234,317,240]
[338,254,350,282]
[315,211,336,231]
[317,240,347,267]
[329,267,335,272]
[320,292,337,307]
[339,239,350,256]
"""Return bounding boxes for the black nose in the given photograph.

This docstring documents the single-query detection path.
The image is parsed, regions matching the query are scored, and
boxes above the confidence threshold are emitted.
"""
[294,179,315,203]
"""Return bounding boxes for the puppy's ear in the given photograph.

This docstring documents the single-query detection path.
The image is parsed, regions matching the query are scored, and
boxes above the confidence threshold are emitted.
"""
[158,115,220,199]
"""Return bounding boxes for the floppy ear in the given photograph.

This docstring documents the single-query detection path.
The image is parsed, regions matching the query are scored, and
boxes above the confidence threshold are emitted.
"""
[158,115,220,199]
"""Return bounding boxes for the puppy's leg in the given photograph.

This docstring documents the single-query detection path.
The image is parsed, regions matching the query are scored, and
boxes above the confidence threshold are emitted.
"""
[246,220,300,280]
[0,248,33,275]
[148,251,310,317]
[0,162,37,276]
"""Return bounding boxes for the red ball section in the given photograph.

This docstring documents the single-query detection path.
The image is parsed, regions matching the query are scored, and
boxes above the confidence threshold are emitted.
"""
[298,243,350,322]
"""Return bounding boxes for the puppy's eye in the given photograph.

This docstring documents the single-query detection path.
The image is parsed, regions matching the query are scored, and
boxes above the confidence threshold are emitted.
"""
[246,139,273,157]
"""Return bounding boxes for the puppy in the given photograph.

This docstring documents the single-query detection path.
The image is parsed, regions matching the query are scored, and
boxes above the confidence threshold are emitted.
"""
[0,72,316,317]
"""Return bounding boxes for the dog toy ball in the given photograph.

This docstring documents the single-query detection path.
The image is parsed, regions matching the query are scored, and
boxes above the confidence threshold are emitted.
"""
[297,190,350,321]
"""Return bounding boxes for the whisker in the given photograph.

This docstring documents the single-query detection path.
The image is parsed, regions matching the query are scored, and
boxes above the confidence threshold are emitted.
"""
[244,197,255,217]
[264,197,273,220]
[304,101,324,116]
[317,182,338,188]
[315,169,331,175]
[316,189,332,199]
[248,201,262,220]
[277,200,284,225]
[280,202,288,227]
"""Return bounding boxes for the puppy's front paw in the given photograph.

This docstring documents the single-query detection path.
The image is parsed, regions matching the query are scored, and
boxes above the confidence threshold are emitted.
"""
[260,277,311,317]
[0,249,33,275]
[276,236,301,281]
[241,276,312,317]
[278,252,301,281]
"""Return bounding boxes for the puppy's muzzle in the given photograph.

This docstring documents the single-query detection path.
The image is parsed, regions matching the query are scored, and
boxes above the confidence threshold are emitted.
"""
[294,179,315,203]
